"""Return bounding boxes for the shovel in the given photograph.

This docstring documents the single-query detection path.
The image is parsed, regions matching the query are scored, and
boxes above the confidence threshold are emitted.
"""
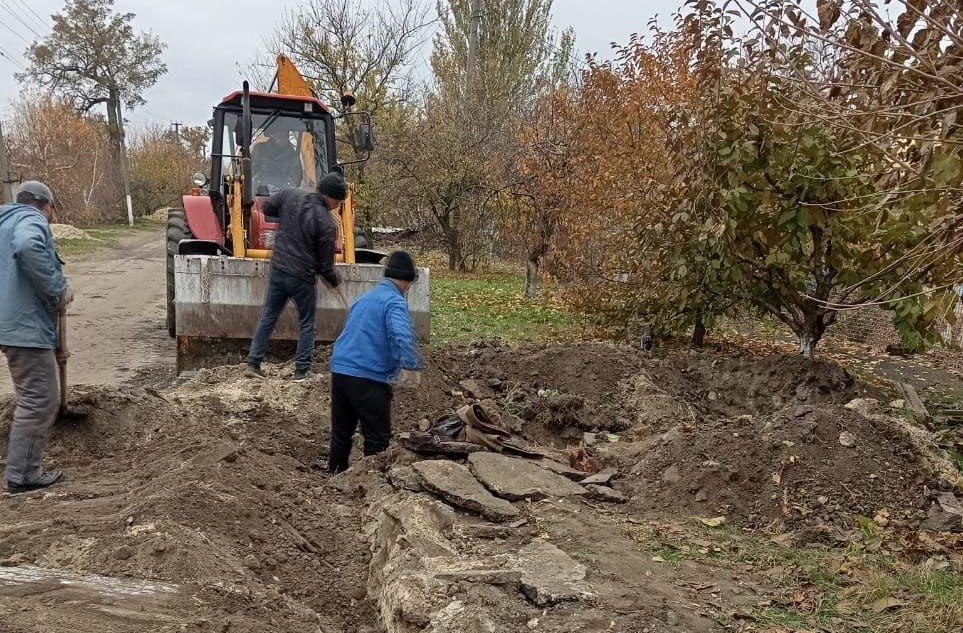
[56,307,90,422]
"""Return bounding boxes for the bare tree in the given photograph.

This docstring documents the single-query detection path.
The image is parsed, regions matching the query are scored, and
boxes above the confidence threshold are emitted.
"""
[19,0,166,221]
[264,0,432,166]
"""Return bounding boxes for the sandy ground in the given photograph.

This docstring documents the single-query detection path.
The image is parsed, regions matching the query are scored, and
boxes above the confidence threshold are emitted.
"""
[0,228,174,395]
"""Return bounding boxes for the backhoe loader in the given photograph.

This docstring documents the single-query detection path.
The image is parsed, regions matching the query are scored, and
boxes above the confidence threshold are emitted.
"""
[166,55,429,370]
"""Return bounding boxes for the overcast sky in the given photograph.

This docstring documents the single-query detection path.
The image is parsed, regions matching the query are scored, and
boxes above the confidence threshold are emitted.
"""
[0,0,680,131]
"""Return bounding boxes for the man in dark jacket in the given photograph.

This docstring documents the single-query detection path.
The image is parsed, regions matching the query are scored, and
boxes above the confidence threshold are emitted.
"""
[327,251,423,473]
[246,172,348,380]
[0,180,73,493]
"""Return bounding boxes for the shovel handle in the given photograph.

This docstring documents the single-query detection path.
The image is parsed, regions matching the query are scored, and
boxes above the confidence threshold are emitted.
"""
[57,307,67,413]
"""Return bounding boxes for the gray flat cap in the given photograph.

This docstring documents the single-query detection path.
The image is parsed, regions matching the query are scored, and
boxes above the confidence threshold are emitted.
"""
[16,180,54,203]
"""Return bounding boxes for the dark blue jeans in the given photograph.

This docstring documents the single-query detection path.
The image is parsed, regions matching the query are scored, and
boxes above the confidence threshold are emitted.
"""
[247,268,317,373]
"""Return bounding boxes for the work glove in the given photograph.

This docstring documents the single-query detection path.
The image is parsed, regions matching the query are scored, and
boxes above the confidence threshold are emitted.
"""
[394,369,422,390]
[58,284,74,309]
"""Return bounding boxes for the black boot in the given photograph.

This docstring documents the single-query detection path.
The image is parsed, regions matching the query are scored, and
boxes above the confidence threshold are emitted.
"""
[7,470,65,494]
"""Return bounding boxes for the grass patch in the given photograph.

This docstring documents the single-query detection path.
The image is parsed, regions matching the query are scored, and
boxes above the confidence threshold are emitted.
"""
[430,271,578,345]
[947,448,963,474]
[626,522,963,632]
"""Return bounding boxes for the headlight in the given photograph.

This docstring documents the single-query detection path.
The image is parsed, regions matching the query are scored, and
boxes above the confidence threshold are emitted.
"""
[192,172,209,187]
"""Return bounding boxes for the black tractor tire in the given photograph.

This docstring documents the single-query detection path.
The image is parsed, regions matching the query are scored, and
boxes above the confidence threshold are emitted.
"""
[166,208,192,338]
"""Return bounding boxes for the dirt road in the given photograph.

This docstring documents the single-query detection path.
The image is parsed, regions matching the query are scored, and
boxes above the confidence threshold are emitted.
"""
[0,228,174,395]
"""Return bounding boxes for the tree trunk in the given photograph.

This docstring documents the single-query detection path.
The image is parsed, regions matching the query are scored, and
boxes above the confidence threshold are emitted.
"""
[691,313,706,349]
[796,310,826,359]
[447,234,462,271]
[105,91,121,168]
[525,259,538,298]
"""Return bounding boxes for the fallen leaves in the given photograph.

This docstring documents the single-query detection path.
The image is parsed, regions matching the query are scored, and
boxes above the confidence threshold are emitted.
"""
[696,516,727,528]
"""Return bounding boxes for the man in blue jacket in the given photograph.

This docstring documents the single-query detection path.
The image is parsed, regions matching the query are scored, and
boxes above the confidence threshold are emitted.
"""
[0,181,73,493]
[327,250,423,473]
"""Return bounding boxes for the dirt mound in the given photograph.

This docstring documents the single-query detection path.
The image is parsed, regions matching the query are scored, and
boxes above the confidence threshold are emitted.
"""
[50,223,93,240]
[413,341,644,447]
[608,403,934,529]
[0,373,378,632]
[645,353,859,419]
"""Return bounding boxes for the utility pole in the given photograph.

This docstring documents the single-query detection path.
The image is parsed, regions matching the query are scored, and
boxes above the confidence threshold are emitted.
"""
[465,0,482,110]
[0,121,17,203]
[170,121,182,140]
[116,102,134,226]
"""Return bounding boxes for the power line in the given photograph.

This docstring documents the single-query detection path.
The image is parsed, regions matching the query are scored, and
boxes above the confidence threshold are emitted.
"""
[0,17,31,46]
[0,48,25,72]
[11,0,50,31]
[0,0,46,40]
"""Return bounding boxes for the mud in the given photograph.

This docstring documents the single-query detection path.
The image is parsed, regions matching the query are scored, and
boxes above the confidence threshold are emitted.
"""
[0,342,948,631]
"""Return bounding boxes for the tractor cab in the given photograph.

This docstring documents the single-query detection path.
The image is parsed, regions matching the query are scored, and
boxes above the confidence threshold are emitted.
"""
[207,91,338,253]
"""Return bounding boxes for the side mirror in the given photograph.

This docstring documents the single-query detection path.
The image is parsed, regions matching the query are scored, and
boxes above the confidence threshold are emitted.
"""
[355,123,375,152]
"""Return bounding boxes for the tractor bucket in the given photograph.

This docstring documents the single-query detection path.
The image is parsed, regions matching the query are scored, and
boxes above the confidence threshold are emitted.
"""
[173,255,430,372]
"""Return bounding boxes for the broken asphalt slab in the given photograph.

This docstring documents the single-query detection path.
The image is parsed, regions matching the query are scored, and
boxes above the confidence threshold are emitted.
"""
[468,452,587,501]
[412,460,520,522]
[514,539,593,606]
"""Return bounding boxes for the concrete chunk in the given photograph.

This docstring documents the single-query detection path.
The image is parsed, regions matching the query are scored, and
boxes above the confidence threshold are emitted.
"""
[413,460,519,522]
[581,469,618,486]
[468,452,588,501]
[514,540,592,606]
[584,484,627,503]
[533,458,587,481]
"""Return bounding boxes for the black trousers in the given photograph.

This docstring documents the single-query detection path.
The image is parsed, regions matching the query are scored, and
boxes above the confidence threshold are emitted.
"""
[329,372,393,473]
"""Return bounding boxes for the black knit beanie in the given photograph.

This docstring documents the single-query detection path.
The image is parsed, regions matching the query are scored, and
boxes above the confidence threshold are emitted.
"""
[318,172,348,200]
[384,250,418,282]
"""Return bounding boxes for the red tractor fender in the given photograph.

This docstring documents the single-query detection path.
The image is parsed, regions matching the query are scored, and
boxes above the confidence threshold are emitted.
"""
[182,195,224,245]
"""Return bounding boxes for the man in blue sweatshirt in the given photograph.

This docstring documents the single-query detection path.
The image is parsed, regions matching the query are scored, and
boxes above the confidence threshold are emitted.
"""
[0,181,73,493]
[327,251,423,473]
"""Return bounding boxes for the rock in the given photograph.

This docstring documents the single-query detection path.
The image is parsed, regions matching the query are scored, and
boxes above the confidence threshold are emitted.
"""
[845,398,881,417]
[694,489,708,502]
[113,546,133,561]
[468,452,587,501]
[243,554,260,570]
[838,431,857,448]
[412,460,519,522]
[458,379,491,400]
[936,491,963,516]
[921,503,963,532]
[585,484,627,503]
[793,405,815,418]
[435,568,522,585]
[387,466,424,492]
[581,469,617,486]
[662,465,682,484]
[532,459,586,481]
[661,427,681,444]
[425,600,499,633]
[582,432,598,446]
[514,540,592,606]
[0,553,28,567]
[889,399,906,410]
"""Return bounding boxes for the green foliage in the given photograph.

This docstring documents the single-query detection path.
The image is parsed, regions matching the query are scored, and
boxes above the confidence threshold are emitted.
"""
[129,126,208,215]
[551,0,963,357]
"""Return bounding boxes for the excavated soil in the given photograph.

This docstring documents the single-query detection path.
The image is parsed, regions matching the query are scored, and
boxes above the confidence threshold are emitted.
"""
[0,341,947,631]
[0,376,376,633]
